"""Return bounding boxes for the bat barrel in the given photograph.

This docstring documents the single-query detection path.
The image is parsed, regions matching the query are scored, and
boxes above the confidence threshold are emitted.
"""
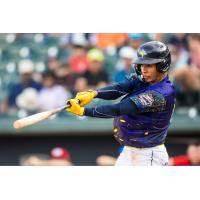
[13,99,76,129]
[13,105,69,129]
[13,120,24,129]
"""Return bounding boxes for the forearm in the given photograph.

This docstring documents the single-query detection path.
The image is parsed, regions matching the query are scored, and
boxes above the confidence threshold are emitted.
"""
[96,86,125,100]
[96,80,133,100]
[84,98,137,118]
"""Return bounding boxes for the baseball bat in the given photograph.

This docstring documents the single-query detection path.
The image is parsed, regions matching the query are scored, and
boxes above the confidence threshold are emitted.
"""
[13,103,71,129]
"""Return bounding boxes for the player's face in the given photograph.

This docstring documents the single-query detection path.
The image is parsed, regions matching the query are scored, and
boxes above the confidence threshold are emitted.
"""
[141,64,164,84]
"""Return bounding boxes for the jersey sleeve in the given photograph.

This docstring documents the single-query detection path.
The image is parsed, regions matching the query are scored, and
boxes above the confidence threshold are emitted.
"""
[96,73,145,100]
[129,90,166,113]
[84,98,138,118]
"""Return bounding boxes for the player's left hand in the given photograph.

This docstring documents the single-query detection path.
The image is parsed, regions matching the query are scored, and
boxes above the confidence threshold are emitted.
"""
[66,99,85,116]
[75,89,97,106]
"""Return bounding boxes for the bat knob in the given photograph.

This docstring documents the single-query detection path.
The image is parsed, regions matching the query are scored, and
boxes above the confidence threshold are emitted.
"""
[66,100,71,108]
[65,99,80,108]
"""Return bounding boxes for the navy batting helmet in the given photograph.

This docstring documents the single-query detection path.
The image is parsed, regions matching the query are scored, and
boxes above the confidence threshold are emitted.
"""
[134,41,171,76]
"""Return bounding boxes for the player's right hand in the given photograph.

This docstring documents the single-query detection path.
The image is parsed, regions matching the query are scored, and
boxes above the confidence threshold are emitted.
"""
[75,89,98,106]
[66,99,85,116]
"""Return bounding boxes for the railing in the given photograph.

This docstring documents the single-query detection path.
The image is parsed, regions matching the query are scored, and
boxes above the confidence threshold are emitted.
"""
[0,114,200,135]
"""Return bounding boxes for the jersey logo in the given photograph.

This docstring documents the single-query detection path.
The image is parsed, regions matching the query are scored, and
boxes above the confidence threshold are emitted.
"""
[137,93,154,106]
[130,90,166,113]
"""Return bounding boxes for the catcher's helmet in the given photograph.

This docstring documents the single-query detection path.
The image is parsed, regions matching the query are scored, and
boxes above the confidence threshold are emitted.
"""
[134,41,171,76]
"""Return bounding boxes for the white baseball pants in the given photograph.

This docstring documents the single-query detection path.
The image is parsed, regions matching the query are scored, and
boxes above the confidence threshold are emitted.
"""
[115,145,169,166]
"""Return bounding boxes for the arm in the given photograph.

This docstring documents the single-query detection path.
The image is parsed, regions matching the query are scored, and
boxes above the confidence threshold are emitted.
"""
[66,90,166,117]
[96,78,134,100]
[66,98,138,118]
[84,98,137,118]
[75,77,135,106]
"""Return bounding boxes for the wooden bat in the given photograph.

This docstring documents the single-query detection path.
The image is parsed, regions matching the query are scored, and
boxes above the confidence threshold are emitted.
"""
[13,104,70,129]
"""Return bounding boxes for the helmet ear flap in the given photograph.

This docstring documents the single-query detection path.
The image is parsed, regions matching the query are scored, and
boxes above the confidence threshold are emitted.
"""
[133,64,144,81]
[133,64,141,76]
[156,62,164,73]
[156,52,171,73]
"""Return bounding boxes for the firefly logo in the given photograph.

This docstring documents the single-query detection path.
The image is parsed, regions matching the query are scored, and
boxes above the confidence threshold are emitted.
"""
[139,50,146,58]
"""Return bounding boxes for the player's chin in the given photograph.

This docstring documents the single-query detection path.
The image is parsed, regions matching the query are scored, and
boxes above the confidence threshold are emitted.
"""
[143,77,152,83]
[144,76,155,83]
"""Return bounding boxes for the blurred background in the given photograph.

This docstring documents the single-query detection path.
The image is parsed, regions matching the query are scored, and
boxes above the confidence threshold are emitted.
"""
[0,33,200,166]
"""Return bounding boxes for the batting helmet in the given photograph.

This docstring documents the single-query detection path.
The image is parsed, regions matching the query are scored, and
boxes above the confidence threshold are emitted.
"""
[134,41,171,76]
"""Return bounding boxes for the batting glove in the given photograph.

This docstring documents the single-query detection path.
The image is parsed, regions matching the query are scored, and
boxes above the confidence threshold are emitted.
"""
[66,99,85,116]
[75,89,97,106]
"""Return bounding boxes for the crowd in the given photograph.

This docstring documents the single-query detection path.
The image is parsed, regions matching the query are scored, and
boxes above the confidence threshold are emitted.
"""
[0,33,200,118]
[20,147,73,166]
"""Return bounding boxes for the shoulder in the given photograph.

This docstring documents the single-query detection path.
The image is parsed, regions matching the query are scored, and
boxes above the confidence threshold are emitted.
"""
[126,73,145,84]
[161,76,176,98]
[125,73,138,81]
[129,90,166,112]
[131,90,166,103]
[125,73,147,89]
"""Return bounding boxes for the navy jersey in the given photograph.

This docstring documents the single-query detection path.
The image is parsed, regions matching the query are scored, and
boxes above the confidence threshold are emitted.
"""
[113,74,176,148]
[84,74,176,148]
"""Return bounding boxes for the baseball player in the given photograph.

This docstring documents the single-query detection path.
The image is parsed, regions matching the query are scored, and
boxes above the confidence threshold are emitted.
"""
[66,41,176,166]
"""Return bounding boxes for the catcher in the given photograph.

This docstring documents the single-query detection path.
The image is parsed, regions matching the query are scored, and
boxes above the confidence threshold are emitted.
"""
[66,41,176,166]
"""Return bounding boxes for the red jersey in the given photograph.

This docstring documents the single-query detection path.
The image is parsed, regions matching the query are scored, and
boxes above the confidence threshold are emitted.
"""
[170,155,191,166]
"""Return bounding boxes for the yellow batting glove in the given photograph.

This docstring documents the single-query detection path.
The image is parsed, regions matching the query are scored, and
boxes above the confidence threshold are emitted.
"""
[75,89,98,106]
[66,99,85,116]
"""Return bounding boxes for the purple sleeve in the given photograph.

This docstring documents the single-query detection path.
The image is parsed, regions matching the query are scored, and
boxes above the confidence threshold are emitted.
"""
[84,98,137,118]
[96,77,135,100]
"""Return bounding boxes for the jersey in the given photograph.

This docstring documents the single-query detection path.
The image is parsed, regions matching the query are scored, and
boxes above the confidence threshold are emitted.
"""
[170,155,191,166]
[113,74,176,148]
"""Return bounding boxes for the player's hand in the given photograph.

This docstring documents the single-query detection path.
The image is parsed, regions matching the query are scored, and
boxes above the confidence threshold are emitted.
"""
[66,99,85,116]
[75,89,98,106]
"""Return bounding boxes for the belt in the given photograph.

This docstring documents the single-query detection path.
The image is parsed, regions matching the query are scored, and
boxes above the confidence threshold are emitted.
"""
[126,144,164,150]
